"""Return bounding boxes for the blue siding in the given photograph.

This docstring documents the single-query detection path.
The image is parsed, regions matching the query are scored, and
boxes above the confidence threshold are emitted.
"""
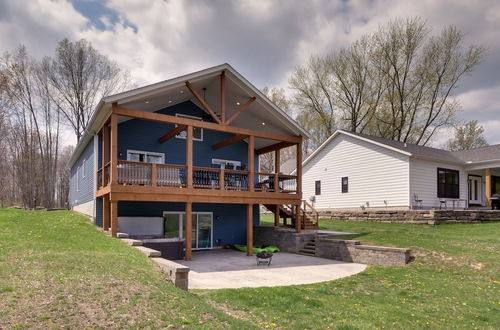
[118,101,259,170]
[69,138,95,207]
[118,201,259,245]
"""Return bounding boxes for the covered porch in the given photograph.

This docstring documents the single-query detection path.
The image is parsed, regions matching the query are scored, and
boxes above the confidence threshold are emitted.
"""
[466,164,500,209]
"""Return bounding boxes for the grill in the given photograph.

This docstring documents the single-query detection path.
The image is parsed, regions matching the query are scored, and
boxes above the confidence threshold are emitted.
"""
[490,193,500,210]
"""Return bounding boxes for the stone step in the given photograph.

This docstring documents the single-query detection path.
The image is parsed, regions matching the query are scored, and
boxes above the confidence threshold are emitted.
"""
[301,247,316,253]
[297,251,315,256]
[121,238,143,246]
[135,246,161,257]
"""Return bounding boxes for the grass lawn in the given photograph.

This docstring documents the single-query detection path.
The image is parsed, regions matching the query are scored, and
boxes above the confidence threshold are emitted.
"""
[0,209,253,329]
[203,215,500,329]
[1,210,499,329]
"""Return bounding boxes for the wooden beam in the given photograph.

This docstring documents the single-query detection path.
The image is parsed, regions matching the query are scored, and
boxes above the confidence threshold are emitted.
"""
[246,204,253,256]
[185,81,222,124]
[225,97,256,125]
[102,124,110,164]
[256,141,295,155]
[110,109,118,184]
[248,135,255,192]
[486,168,492,208]
[212,134,248,150]
[151,163,157,187]
[185,202,192,261]
[186,125,193,189]
[274,149,280,193]
[112,106,301,143]
[220,71,225,123]
[158,125,187,143]
[274,204,280,227]
[295,204,301,233]
[102,194,110,231]
[110,200,118,237]
[296,139,303,196]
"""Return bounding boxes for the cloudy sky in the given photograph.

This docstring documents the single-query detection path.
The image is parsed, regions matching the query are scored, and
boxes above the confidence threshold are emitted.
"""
[1,0,499,146]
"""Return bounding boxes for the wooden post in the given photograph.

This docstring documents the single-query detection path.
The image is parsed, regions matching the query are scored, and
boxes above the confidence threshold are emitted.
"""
[219,168,225,190]
[296,139,303,196]
[185,202,192,261]
[485,168,492,208]
[246,204,253,256]
[151,163,157,187]
[274,204,280,227]
[295,204,301,233]
[248,135,254,192]
[220,71,225,123]
[110,111,118,184]
[186,125,193,189]
[102,124,110,187]
[102,194,110,231]
[110,200,118,237]
[274,149,280,193]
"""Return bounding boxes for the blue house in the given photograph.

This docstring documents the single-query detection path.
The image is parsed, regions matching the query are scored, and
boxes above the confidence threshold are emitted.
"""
[68,64,313,260]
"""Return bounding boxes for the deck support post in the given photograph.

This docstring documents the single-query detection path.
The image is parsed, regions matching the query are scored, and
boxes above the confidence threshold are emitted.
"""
[296,139,303,196]
[274,148,280,193]
[185,202,192,261]
[110,200,118,237]
[274,204,280,227]
[110,108,118,184]
[246,204,253,256]
[248,135,254,192]
[102,124,110,186]
[102,194,110,231]
[485,168,492,208]
[186,125,193,189]
[295,204,301,233]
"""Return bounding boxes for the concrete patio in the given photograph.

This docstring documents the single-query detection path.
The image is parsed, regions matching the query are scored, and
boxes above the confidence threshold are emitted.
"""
[177,249,366,290]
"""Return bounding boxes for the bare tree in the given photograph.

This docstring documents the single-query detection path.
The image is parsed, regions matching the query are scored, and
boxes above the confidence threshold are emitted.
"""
[446,120,489,151]
[46,38,131,141]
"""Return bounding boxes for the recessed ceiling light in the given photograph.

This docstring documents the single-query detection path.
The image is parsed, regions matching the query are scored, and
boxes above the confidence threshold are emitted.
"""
[168,100,172,103]
[180,90,184,94]
[261,122,266,126]
[236,101,241,106]
[145,100,150,104]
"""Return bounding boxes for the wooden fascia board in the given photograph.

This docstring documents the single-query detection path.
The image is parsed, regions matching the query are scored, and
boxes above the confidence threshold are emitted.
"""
[225,97,256,125]
[112,106,301,143]
[185,81,222,124]
[158,125,187,143]
[256,141,296,155]
[212,134,248,150]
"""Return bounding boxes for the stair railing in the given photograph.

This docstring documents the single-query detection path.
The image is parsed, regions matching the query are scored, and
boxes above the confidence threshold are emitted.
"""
[302,200,320,226]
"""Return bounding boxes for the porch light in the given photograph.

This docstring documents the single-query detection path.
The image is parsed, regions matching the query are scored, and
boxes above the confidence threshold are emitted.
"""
[236,101,241,106]
[261,122,266,126]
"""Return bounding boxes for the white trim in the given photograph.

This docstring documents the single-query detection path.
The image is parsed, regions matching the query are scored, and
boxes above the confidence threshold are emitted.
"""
[175,113,203,141]
[163,211,213,250]
[76,166,80,192]
[82,158,86,178]
[212,158,241,169]
[127,149,165,163]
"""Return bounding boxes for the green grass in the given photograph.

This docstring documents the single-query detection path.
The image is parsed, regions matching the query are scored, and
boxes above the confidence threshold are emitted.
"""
[202,215,500,329]
[0,209,253,329]
[1,210,499,329]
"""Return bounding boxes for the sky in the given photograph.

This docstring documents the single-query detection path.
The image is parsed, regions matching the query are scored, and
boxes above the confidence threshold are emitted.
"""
[0,0,499,147]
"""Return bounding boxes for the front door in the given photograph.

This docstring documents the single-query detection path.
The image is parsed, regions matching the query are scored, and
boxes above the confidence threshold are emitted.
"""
[163,212,213,249]
[468,176,482,205]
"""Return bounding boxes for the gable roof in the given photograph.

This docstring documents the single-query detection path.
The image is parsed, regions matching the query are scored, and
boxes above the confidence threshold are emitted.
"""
[299,129,500,172]
[69,63,309,168]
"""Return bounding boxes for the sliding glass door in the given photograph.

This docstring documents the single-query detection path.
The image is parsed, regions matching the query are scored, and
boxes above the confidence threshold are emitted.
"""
[163,212,213,250]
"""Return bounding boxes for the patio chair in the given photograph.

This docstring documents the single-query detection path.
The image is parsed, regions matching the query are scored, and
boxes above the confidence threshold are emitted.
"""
[413,194,423,209]
[439,199,447,210]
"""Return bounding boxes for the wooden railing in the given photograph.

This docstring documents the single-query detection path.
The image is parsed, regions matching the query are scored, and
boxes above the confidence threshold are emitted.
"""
[96,160,297,194]
[302,200,319,226]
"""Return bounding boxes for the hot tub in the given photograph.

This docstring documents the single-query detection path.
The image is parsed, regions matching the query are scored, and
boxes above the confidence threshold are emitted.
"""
[140,238,185,260]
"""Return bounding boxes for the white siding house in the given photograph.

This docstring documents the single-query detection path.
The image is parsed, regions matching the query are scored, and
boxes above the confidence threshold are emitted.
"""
[299,130,500,211]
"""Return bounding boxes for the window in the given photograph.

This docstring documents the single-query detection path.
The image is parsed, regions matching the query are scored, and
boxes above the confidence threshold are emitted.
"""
[437,168,459,198]
[341,177,348,193]
[82,159,86,178]
[212,158,241,169]
[127,150,165,164]
[315,180,321,195]
[175,113,203,141]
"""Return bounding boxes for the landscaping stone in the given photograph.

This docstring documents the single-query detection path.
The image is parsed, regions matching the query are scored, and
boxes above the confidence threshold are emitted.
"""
[117,232,129,238]
[135,246,161,257]
[151,258,190,291]
[121,238,143,246]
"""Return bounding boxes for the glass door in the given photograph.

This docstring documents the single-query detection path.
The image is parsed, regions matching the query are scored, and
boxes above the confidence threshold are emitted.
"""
[164,213,183,238]
[163,212,212,249]
[196,213,212,249]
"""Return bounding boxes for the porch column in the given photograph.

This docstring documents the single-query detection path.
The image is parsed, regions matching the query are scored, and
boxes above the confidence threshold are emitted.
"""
[246,204,253,256]
[485,168,492,208]
[296,138,303,196]
[102,194,110,231]
[185,202,192,261]
[186,125,193,189]
[274,204,280,227]
[248,135,254,192]
[295,204,301,233]
[110,200,118,237]
[274,149,280,194]
[110,109,118,184]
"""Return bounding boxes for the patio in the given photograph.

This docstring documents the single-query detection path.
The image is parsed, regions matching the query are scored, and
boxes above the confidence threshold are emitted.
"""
[176,249,366,290]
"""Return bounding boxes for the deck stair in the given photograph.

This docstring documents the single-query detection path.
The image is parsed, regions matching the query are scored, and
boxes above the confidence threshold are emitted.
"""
[298,232,341,257]
[264,200,320,230]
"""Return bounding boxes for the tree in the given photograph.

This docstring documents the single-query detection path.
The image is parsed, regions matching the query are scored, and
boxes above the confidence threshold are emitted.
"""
[446,120,488,151]
[46,39,131,141]
[289,17,485,148]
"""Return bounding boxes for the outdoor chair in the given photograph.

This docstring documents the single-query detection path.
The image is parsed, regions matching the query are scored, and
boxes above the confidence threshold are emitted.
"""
[413,194,423,209]
[439,199,447,209]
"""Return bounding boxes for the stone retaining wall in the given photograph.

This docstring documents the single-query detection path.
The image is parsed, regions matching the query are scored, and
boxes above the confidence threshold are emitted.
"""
[254,226,411,266]
[323,210,500,224]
